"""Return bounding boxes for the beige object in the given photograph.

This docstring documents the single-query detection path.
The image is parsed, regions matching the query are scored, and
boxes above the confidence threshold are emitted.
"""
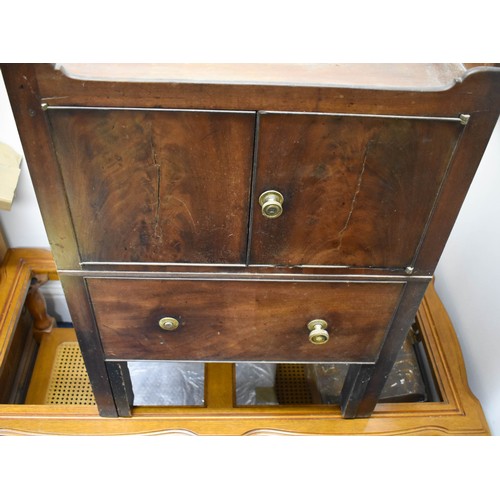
[0,142,22,211]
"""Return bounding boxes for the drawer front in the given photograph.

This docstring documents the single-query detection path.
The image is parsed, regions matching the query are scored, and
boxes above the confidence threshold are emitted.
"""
[250,112,463,269]
[87,278,404,363]
[48,108,255,265]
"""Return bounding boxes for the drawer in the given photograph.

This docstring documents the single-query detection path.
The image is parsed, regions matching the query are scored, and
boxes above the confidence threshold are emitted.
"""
[87,278,404,363]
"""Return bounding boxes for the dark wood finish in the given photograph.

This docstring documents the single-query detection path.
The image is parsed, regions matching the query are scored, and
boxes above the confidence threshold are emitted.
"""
[342,280,430,417]
[2,64,499,419]
[414,111,500,272]
[87,278,403,363]
[106,362,133,417]
[59,276,117,417]
[0,65,81,269]
[48,108,255,264]
[250,112,463,268]
[2,64,497,275]
[30,64,500,116]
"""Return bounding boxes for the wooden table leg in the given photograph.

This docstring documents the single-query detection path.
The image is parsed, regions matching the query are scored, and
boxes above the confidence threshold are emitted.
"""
[26,274,56,342]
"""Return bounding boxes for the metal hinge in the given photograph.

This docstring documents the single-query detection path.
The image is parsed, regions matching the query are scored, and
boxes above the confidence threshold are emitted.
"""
[459,114,470,125]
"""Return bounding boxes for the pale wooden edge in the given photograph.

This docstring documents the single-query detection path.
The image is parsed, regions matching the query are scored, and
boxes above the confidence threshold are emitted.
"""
[0,249,58,370]
[0,249,490,435]
[57,64,468,91]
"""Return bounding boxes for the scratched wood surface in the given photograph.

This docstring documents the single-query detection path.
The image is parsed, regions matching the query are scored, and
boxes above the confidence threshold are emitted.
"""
[47,108,256,264]
[87,278,404,363]
[250,113,464,268]
[2,63,499,420]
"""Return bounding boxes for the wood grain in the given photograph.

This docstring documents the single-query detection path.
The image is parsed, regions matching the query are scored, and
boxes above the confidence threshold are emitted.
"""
[0,249,58,404]
[341,280,430,417]
[59,275,118,417]
[87,278,404,363]
[414,111,500,272]
[2,64,498,421]
[250,113,463,269]
[31,64,500,117]
[0,249,57,373]
[0,281,490,435]
[0,65,81,269]
[48,108,255,264]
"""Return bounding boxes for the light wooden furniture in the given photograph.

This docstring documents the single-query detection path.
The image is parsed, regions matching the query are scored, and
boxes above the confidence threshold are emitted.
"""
[0,247,56,405]
[0,248,491,435]
[2,64,499,419]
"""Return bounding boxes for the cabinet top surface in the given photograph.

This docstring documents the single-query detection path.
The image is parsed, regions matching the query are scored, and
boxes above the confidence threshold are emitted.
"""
[57,63,469,90]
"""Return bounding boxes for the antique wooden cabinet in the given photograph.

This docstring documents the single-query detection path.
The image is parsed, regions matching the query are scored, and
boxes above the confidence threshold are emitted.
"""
[2,63,499,418]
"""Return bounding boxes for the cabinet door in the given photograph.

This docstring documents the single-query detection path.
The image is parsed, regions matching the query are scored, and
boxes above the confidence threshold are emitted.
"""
[249,112,464,269]
[48,109,255,264]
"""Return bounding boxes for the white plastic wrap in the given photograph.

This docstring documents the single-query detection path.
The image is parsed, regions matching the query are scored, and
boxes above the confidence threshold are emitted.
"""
[235,363,278,406]
[128,361,205,406]
[127,361,278,406]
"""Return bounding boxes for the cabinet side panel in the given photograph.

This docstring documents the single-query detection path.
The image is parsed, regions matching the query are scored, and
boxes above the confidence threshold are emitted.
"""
[1,64,80,269]
[415,112,500,272]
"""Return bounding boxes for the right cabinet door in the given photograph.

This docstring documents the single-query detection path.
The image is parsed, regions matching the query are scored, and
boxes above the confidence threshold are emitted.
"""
[249,112,464,270]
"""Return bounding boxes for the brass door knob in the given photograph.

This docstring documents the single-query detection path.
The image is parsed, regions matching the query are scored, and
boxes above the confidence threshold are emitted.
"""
[159,317,179,331]
[307,319,329,345]
[259,190,284,219]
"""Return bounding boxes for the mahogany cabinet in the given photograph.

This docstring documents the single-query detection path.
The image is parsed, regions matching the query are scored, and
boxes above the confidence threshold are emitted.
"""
[2,63,499,418]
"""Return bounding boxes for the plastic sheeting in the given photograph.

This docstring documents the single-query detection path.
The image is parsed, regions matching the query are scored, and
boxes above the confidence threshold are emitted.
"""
[235,363,278,405]
[128,361,205,406]
[127,362,278,406]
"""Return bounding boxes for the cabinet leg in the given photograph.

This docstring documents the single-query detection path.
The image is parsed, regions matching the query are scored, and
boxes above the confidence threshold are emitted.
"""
[59,276,119,417]
[340,364,376,418]
[340,280,430,418]
[107,362,134,417]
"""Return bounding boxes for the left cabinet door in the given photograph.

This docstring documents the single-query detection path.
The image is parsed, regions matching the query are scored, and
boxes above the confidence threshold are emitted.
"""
[47,108,256,264]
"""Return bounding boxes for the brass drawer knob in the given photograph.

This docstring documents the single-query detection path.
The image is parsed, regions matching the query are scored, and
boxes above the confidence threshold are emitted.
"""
[259,190,284,219]
[307,319,329,345]
[159,317,179,331]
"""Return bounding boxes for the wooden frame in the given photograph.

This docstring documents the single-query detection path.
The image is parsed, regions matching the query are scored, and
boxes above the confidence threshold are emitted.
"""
[0,248,490,435]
